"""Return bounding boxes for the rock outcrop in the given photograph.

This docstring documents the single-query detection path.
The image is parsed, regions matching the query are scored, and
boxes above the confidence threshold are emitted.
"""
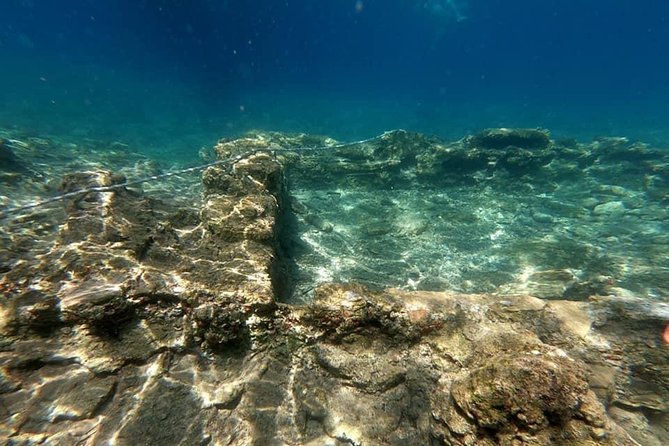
[1,130,668,445]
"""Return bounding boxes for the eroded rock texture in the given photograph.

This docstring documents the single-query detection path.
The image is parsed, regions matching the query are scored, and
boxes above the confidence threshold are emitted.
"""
[1,130,667,445]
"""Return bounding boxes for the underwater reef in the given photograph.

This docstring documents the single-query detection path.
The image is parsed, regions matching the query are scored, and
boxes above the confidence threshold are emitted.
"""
[1,128,668,445]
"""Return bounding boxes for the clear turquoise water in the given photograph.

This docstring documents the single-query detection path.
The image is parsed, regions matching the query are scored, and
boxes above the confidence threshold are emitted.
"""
[1,5,668,442]
[3,0,669,301]
[1,1,668,161]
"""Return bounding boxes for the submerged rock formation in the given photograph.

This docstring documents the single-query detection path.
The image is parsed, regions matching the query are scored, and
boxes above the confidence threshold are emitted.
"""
[1,129,668,445]
[0,139,18,169]
[465,127,551,151]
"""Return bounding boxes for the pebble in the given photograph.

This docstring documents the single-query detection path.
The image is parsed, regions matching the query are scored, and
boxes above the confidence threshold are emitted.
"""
[593,201,625,216]
[532,212,554,223]
[581,197,600,209]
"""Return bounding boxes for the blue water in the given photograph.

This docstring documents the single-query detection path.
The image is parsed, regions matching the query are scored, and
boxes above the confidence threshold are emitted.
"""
[1,1,669,161]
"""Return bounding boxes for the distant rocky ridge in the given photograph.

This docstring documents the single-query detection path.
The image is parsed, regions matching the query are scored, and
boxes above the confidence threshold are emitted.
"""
[1,129,668,445]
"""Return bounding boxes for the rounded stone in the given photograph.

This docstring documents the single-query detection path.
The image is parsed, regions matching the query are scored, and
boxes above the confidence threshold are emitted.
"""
[593,201,626,216]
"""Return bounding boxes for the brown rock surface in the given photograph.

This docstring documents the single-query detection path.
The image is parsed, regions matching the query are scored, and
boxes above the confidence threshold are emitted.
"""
[1,132,667,445]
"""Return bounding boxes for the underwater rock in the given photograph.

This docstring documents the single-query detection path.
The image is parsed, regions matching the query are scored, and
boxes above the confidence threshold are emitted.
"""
[1,130,668,445]
[114,377,203,445]
[3,285,652,444]
[59,281,131,325]
[525,269,578,299]
[466,127,551,150]
[0,139,19,169]
[592,200,626,217]
[448,352,609,443]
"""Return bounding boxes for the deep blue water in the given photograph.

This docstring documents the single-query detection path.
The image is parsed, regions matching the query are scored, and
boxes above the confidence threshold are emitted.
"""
[1,0,668,161]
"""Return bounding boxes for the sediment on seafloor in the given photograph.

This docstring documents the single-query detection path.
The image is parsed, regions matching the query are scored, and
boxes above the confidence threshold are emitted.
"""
[1,129,667,445]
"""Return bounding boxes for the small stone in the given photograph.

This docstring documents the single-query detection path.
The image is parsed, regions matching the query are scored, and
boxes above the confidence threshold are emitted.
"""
[598,185,629,196]
[532,212,554,223]
[581,197,600,209]
[593,201,626,216]
[591,427,608,439]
